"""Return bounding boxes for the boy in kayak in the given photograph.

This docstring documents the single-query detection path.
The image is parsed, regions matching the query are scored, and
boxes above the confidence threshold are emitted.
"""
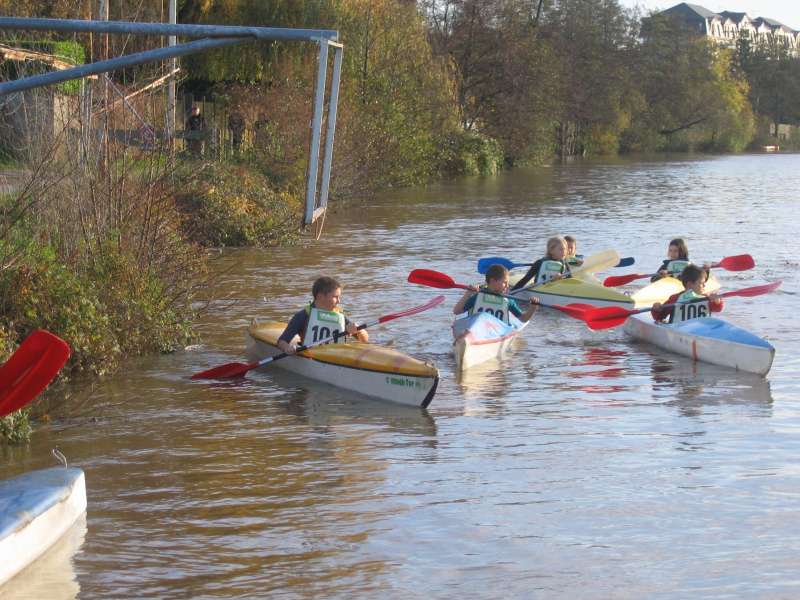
[453,264,539,323]
[565,235,584,267]
[511,236,571,291]
[651,264,723,324]
[277,276,368,354]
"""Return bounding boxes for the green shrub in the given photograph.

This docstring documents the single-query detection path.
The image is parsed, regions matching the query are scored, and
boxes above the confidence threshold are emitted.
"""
[440,131,505,177]
[175,163,302,247]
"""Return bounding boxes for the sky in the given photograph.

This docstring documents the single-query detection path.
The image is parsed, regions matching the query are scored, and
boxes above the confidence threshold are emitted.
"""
[617,1,800,30]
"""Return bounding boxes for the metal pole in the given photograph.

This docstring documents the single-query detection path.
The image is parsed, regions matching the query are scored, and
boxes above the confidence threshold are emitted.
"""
[0,17,337,41]
[166,0,176,144]
[0,37,246,96]
[304,40,329,225]
[315,42,344,222]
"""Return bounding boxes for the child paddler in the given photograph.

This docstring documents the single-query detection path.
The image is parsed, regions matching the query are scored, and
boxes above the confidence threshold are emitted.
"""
[651,264,723,324]
[277,276,368,354]
[565,235,584,267]
[511,236,571,291]
[453,264,539,323]
[651,238,691,282]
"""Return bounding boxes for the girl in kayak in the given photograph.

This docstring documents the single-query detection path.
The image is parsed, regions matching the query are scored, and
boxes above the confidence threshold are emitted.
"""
[651,264,723,324]
[454,264,539,323]
[565,235,584,267]
[511,236,571,290]
[277,276,368,354]
[651,238,690,281]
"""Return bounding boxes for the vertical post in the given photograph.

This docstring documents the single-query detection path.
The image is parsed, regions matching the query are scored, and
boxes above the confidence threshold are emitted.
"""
[166,0,176,145]
[304,39,329,225]
[315,42,343,221]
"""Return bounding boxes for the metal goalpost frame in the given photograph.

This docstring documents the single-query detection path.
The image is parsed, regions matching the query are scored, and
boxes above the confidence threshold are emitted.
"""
[0,17,343,226]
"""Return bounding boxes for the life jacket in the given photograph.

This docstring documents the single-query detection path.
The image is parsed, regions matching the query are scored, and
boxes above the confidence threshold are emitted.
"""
[470,289,510,324]
[566,254,584,267]
[303,303,347,344]
[669,289,710,325]
[665,259,690,277]
[536,259,567,285]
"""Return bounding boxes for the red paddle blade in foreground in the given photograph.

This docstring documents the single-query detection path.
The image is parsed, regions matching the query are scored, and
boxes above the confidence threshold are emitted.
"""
[0,330,71,417]
[190,360,254,380]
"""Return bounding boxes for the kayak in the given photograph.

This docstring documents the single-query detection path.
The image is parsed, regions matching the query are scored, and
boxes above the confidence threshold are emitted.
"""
[630,274,721,307]
[247,320,439,408]
[623,313,775,375]
[510,274,636,308]
[452,313,528,371]
[0,467,87,586]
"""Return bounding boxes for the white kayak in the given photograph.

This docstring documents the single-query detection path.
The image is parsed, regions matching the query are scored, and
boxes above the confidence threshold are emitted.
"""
[247,320,439,408]
[623,313,775,375]
[452,313,528,371]
[0,467,87,586]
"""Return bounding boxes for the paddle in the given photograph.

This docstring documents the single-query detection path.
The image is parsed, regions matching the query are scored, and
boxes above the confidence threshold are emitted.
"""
[477,252,633,275]
[615,257,635,268]
[191,295,446,380]
[603,254,755,287]
[0,330,71,418]
[570,280,781,330]
[407,268,583,317]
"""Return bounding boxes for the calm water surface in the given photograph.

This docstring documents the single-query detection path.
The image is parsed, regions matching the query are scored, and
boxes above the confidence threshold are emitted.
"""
[2,154,799,599]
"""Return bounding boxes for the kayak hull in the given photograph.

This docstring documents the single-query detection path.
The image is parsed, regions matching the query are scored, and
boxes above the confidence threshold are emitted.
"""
[453,313,527,371]
[0,467,87,586]
[510,275,636,309]
[623,314,775,375]
[630,274,720,309]
[247,321,439,408]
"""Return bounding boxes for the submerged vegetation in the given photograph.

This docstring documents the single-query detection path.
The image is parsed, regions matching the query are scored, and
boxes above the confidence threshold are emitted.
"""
[1,0,799,440]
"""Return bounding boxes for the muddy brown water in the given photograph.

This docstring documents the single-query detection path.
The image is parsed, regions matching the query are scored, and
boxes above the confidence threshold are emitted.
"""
[2,153,799,599]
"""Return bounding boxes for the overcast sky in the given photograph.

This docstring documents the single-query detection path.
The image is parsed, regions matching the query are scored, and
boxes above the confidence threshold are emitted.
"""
[618,1,800,30]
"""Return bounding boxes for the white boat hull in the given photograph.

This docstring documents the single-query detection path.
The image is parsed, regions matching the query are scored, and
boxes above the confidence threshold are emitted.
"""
[247,338,438,408]
[453,314,528,371]
[0,468,87,586]
[623,313,775,375]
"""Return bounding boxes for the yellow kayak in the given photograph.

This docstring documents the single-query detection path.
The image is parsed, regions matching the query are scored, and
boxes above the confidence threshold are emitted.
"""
[247,320,439,408]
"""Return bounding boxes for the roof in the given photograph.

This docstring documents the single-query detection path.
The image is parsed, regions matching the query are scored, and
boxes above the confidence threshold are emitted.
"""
[660,4,798,33]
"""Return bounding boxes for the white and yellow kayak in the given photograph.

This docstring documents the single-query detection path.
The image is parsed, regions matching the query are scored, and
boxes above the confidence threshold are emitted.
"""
[510,274,719,311]
[247,320,439,408]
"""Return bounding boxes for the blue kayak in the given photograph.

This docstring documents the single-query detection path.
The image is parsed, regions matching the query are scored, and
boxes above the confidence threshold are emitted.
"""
[624,314,775,375]
[0,467,87,586]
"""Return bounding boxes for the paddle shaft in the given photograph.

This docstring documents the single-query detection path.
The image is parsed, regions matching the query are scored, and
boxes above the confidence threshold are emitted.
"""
[191,295,445,380]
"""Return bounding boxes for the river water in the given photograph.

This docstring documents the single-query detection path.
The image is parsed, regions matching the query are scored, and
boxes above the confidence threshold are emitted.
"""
[2,153,799,599]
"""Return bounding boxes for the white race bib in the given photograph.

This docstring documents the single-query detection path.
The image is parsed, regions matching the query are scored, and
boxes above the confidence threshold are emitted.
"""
[536,260,565,285]
[304,306,346,344]
[471,291,510,324]
[670,291,710,325]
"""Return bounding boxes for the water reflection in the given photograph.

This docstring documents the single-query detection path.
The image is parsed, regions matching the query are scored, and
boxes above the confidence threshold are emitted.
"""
[1,513,86,600]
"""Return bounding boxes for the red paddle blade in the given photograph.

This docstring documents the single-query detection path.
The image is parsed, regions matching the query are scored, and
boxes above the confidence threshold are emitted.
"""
[551,304,591,319]
[0,330,71,417]
[407,269,461,289]
[721,280,782,299]
[378,294,445,323]
[190,361,254,380]
[717,254,755,271]
[603,273,647,287]
[581,306,637,330]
